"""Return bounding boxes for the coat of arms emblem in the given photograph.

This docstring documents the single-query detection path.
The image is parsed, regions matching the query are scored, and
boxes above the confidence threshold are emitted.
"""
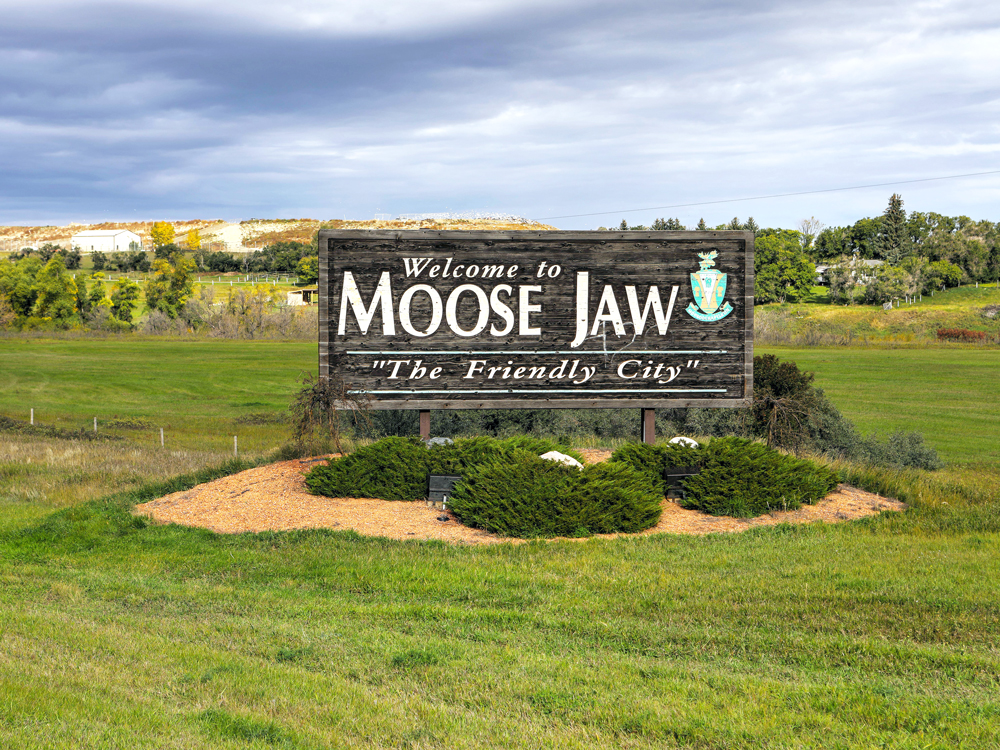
[686,250,733,322]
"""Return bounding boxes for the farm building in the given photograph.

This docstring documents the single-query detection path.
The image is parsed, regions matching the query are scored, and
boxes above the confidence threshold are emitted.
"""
[286,288,318,306]
[71,229,142,253]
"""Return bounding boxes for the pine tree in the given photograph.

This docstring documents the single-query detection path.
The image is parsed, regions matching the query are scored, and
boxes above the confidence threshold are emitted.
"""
[697,218,707,230]
[880,193,909,265]
[743,217,759,233]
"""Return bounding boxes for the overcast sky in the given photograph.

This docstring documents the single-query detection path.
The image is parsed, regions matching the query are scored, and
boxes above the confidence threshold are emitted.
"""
[2,0,998,229]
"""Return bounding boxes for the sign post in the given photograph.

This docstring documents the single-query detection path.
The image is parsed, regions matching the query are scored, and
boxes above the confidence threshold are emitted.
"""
[319,230,753,424]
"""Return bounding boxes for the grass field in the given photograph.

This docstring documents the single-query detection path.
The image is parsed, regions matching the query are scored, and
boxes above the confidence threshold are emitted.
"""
[2,337,1000,748]
[758,284,1000,344]
[1,337,994,463]
[760,346,1000,465]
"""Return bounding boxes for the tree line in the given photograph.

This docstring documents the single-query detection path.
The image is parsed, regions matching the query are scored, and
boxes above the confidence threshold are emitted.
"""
[612,195,1000,305]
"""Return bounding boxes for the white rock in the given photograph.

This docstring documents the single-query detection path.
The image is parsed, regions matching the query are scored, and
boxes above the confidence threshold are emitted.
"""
[668,436,700,448]
[540,450,583,469]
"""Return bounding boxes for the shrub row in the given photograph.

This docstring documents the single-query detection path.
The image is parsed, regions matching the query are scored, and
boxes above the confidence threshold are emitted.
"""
[306,436,661,538]
[937,328,987,342]
[304,436,583,502]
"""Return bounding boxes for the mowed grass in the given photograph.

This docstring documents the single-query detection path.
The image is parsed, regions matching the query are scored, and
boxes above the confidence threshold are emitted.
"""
[0,337,315,528]
[2,336,995,465]
[3,337,1000,747]
[2,481,1000,749]
[760,346,1000,465]
[0,336,315,453]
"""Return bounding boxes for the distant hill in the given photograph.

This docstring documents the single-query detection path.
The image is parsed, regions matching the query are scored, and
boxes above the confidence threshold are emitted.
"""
[0,217,556,252]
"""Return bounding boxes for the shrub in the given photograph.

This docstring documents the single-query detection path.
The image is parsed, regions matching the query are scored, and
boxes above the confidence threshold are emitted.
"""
[447,450,581,537]
[608,442,701,495]
[305,435,583,502]
[572,462,663,534]
[857,430,944,471]
[447,451,662,537]
[305,436,429,500]
[680,437,838,517]
[936,328,987,343]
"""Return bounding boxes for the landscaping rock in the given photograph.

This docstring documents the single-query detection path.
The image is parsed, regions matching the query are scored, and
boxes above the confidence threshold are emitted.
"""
[539,450,583,469]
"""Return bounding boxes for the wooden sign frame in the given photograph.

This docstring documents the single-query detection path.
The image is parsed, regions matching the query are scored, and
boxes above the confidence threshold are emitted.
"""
[319,230,753,409]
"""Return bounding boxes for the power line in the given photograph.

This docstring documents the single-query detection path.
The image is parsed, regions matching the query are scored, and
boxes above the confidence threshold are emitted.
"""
[537,169,1000,221]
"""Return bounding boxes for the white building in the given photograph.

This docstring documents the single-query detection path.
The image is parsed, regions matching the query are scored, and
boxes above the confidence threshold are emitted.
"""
[71,229,142,253]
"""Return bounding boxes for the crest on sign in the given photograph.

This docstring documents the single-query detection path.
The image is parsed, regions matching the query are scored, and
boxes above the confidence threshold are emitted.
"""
[686,250,734,322]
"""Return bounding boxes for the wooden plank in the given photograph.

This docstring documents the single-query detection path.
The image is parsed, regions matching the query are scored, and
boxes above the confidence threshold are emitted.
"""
[319,230,754,410]
[641,408,655,444]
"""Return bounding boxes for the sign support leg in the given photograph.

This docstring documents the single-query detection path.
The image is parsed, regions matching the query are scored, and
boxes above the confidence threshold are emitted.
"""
[641,408,655,445]
[419,410,431,440]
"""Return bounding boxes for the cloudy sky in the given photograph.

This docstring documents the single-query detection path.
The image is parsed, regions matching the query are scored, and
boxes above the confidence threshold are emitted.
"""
[2,0,998,229]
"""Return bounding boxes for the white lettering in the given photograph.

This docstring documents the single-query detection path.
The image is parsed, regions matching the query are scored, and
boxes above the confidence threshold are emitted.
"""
[617,359,641,379]
[399,284,443,337]
[446,284,489,337]
[338,271,395,336]
[570,272,589,348]
[489,284,514,336]
[625,285,678,335]
[402,258,433,278]
[519,286,542,336]
[464,360,486,379]
[590,284,625,336]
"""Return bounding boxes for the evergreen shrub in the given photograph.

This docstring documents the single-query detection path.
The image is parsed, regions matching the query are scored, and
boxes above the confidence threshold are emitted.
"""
[608,442,702,494]
[304,436,429,500]
[447,452,662,537]
[680,437,838,517]
[305,435,582,502]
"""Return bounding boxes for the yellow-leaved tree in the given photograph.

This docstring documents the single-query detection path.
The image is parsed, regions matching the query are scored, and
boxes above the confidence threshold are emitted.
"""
[185,228,202,251]
[150,221,175,248]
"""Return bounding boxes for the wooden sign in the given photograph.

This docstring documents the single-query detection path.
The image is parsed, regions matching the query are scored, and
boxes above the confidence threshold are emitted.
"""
[318,230,753,409]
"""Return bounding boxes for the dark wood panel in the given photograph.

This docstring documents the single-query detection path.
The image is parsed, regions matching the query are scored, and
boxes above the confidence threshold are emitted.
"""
[319,230,753,409]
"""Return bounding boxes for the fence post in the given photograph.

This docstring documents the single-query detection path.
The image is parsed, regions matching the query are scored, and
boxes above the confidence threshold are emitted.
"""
[419,410,431,440]
[234,435,238,457]
[30,408,34,425]
[160,427,164,447]
[94,417,97,433]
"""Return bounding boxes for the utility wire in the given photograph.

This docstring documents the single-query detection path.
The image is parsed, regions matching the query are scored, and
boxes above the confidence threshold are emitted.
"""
[537,169,1000,221]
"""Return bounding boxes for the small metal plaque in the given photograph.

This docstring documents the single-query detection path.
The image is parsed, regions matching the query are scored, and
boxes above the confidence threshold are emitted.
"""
[428,474,462,507]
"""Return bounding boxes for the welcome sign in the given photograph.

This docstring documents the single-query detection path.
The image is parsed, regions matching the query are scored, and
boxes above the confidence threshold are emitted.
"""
[318,230,753,409]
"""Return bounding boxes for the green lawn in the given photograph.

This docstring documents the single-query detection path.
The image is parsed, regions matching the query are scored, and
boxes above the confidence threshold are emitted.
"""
[3,337,1000,748]
[760,346,1000,465]
[1,337,994,464]
[0,337,316,453]
[2,484,1000,749]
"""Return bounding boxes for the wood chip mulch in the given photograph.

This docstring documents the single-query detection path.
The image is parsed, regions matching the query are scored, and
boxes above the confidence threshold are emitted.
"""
[134,449,906,544]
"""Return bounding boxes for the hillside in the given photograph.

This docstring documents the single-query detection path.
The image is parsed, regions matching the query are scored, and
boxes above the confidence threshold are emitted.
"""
[0,217,557,252]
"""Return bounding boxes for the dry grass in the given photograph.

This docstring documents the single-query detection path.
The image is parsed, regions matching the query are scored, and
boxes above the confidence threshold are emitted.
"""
[238,218,558,245]
[0,220,227,247]
[0,435,245,518]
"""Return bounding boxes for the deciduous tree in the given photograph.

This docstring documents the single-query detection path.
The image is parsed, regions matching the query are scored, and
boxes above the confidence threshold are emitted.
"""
[110,277,141,323]
[150,221,175,249]
[145,254,195,318]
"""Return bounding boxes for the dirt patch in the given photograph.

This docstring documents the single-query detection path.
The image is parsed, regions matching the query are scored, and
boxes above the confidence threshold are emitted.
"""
[134,452,905,544]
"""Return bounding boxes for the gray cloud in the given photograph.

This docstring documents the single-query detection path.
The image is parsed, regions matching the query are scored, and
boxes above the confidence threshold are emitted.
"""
[1,0,998,227]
